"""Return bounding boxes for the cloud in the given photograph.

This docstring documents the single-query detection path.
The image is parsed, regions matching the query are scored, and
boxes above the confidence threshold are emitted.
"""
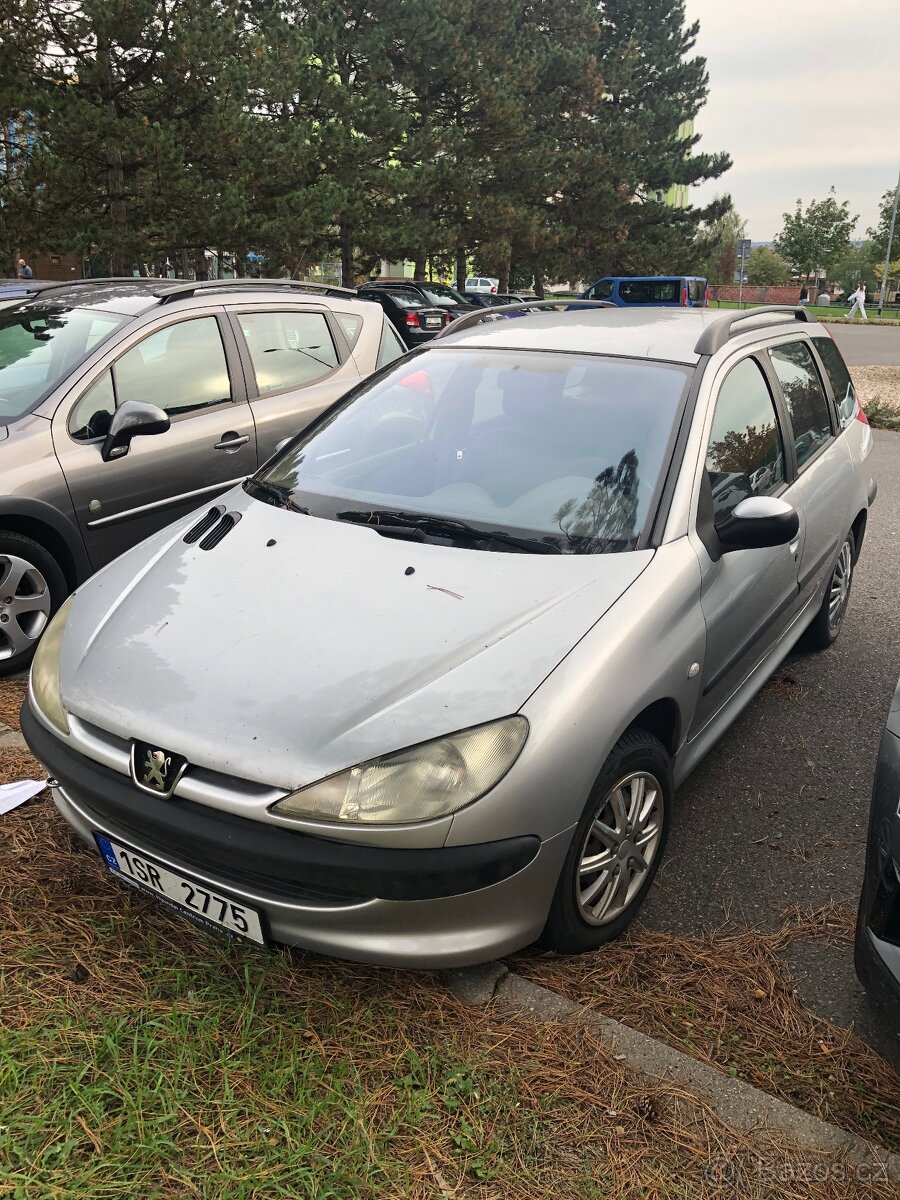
[684,0,899,239]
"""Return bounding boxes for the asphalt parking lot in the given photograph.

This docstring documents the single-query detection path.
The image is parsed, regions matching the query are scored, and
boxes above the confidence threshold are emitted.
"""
[826,320,900,365]
[643,417,900,1055]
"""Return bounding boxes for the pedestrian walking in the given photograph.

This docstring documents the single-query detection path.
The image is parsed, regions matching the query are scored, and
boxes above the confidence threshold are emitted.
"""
[845,281,867,320]
[17,257,33,279]
[798,284,808,307]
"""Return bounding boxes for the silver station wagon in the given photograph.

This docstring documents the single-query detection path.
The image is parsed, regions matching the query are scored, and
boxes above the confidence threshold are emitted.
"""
[23,303,876,967]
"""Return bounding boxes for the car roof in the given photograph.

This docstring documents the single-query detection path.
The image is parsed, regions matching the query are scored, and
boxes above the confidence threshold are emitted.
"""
[434,306,814,365]
[4,278,378,319]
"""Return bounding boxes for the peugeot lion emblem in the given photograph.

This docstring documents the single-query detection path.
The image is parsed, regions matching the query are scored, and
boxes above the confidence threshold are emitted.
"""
[130,741,188,798]
[142,748,172,791]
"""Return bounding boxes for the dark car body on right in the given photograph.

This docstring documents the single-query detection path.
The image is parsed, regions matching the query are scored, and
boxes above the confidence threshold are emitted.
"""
[364,280,479,320]
[856,677,900,1015]
[356,284,448,347]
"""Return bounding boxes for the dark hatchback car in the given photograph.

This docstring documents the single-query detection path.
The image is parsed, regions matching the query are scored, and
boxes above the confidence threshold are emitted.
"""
[856,677,900,1014]
[356,284,448,347]
[364,280,480,321]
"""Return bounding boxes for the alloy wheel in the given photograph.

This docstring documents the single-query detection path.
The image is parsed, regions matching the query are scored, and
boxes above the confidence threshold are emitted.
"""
[0,555,52,661]
[575,770,664,926]
[828,540,852,634]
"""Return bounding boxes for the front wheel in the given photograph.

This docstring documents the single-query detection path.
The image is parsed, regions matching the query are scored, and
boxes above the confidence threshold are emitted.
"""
[539,729,673,954]
[804,532,854,650]
[0,532,68,678]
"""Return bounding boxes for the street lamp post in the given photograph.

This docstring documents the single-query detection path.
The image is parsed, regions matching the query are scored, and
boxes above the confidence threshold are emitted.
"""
[878,168,900,317]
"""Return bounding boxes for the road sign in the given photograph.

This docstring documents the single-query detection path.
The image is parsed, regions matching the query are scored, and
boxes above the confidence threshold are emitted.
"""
[737,238,752,261]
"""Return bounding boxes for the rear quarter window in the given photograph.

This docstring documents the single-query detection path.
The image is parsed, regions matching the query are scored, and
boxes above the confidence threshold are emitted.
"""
[813,336,856,426]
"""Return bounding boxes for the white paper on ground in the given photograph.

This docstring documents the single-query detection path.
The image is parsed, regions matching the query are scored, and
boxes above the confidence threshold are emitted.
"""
[0,779,47,815]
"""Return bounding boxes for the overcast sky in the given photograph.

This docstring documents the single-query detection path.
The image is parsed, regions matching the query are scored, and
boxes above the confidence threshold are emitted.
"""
[684,0,899,242]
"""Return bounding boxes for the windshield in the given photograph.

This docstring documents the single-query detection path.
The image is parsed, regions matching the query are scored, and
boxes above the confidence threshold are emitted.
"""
[249,348,690,554]
[419,283,468,307]
[0,304,127,424]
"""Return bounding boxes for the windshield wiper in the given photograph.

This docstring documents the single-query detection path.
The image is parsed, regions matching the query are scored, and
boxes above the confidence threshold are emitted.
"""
[247,479,308,513]
[336,509,560,554]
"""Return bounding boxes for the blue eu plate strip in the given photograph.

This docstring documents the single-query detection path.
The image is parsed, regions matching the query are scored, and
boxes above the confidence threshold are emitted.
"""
[95,834,120,872]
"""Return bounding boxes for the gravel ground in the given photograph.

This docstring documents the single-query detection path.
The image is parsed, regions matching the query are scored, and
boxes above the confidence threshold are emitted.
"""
[852,365,900,412]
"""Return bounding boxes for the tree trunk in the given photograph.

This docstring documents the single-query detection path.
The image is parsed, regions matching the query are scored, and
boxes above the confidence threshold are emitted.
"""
[340,221,354,288]
[533,269,545,300]
[455,246,467,293]
[413,254,427,279]
[498,254,511,295]
[98,38,129,277]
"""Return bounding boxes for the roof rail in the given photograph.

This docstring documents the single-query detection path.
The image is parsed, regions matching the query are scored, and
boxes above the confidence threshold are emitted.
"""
[434,297,617,339]
[154,278,358,303]
[694,305,810,355]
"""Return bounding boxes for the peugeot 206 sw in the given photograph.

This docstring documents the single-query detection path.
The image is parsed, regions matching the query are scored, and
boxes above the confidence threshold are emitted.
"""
[22,302,875,967]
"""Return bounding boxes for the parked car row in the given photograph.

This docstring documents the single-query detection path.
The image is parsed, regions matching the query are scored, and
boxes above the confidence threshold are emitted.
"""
[12,295,884,983]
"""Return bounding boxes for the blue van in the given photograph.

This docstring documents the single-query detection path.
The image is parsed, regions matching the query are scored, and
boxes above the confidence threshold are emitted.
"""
[582,275,708,307]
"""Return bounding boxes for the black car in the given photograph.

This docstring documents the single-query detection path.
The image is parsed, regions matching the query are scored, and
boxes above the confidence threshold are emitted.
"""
[464,292,531,308]
[856,676,900,1017]
[364,280,479,321]
[356,284,448,348]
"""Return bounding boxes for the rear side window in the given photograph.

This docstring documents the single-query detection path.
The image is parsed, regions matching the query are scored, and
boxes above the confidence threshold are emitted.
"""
[706,358,785,524]
[377,320,407,367]
[619,280,678,304]
[334,312,363,349]
[767,341,832,469]
[813,336,856,426]
[239,311,338,396]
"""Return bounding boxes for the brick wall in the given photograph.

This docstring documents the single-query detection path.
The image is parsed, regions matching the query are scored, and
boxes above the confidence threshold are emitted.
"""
[709,285,804,304]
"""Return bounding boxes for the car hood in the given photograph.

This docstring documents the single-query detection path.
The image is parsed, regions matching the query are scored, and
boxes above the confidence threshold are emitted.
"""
[59,488,653,788]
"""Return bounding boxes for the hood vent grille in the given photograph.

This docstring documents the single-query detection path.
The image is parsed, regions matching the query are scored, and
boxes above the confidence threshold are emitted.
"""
[198,511,242,551]
[183,506,225,545]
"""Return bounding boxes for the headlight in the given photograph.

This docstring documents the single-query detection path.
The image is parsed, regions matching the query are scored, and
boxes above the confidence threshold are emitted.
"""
[272,716,528,824]
[30,594,75,735]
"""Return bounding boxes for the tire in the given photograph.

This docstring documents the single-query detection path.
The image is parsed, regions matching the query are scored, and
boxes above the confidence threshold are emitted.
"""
[803,530,855,651]
[0,532,68,678]
[538,729,674,954]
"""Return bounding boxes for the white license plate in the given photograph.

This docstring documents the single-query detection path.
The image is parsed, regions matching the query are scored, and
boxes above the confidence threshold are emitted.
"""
[94,834,266,944]
[424,316,441,328]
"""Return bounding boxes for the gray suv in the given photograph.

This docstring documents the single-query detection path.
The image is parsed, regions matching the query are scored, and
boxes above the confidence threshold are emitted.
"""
[0,278,403,675]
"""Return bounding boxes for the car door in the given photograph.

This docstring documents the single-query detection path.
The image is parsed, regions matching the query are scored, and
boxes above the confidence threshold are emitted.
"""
[229,306,363,463]
[52,311,257,568]
[690,354,805,733]
[763,338,855,609]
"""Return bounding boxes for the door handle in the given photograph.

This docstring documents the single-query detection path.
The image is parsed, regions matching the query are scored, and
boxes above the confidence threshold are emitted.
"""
[214,433,250,452]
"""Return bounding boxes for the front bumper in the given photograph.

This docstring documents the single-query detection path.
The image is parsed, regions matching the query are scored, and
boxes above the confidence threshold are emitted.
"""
[22,703,572,968]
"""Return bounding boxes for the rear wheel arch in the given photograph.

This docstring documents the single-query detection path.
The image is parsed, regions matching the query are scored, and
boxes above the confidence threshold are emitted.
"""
[851,509,867,562]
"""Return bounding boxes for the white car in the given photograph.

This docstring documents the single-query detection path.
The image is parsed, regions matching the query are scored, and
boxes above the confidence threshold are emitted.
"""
[465,276,499,294]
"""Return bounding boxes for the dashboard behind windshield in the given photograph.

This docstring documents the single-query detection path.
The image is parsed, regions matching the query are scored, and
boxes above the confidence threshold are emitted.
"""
[251,347,690,554]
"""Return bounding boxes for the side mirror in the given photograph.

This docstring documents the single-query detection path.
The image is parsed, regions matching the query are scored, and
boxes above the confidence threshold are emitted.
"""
[101,400,170,462]
[717,495,799,553]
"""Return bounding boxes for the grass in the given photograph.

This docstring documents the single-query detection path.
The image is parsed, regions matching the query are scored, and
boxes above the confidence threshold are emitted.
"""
[3,679,900,1198]
[710,301,900,323]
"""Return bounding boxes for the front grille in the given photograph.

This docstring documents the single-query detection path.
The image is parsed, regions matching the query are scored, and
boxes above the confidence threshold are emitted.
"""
[72,786,369,907]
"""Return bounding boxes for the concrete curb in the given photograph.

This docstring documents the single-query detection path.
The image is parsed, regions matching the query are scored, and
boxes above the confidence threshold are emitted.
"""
[444,963,900,1182]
